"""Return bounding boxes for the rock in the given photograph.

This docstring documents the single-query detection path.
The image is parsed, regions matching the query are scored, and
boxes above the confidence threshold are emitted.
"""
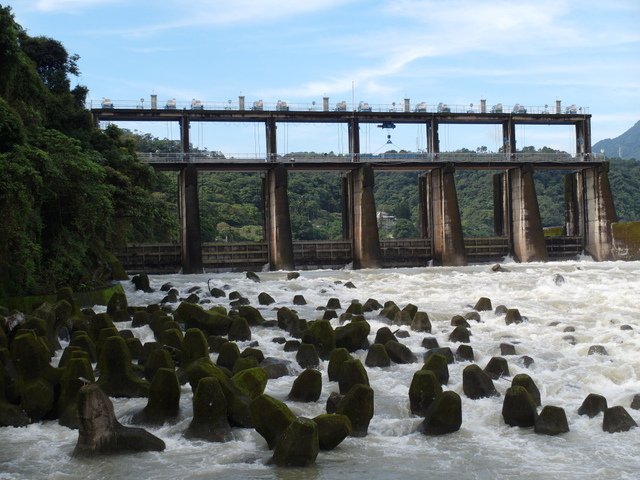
[463,364,498,399]
[250,394,296,449]
[231,367,267,399]
[365,344,391,368]
[421,337,439,349]
[535,405,569,435]
[588,345,608,356]
[236,306,265,326]
[174,302,232,336]
[511,374,541,406]
[73,384,165,455]
[217,342,241,370]
[424,347,454,364]
[380,301,400,320]
[206,335,229,353]
[422,353,449,385]
[411,312,432,333]
[473,297,492,311]
[374,327,397,346]
[160,283,173,292]
[106,292,129,323]
[313,414,352,450]
[58,356,95,429]
[563,335,577,345]
[464,311,481,322]
[184,293,200,304]
[210,288,226,298]
[326,392,344,414]
[393,310,412,326]
[327,348,353,382]
[505,309,523,325]
[132,368,180,425]
[228,317,251,342]
[97,336,149,398]
[323,309,338,320]
[631,394,640,410]
[131,273,154,293]
[337,384,374,437]
[132,311,149,328]
[494,305,508,315]
[362,298,383,312]
[502,386,538,427]
[491,264,509,272]
[335,321,370,352]
[261,357,292,379]
[69,333,97,363]
[344,281,357,289]
[553,274,565,286]
[455,345,474,362]
[603,406,637,433]
[181,328,209,366]
[293,295,307,306]
[448,326,471,343]
[283,340,300,352]
[578,393,608,418]
[271,417,319,467]
[246,271,260,283]
[385,340,417,364]
[338,359,369,394]
[296,344,320,369]
[484,356,510,380]
[500,343,516,356]
[288,369,322,402]
[409,370,442,416]
[184,377,232,442]
[421,391,462,435]
[287,272,300,280]
[305,320,336,360]
[230,297,250,308]
[231,356,259,375]
[241,347,264,363]
[144,348,174,382]
[450,315,470,328]
[621,324,633,331]
[326,298,342,310]
[563,326,575,333]
[395,329,410,339]
[346,302,363,315]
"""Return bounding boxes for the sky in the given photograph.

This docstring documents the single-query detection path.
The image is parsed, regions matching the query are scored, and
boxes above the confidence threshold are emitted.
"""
[7,0,640,156]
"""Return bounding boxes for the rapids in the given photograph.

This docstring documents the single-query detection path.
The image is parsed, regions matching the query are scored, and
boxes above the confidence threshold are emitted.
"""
[1,260,640,479]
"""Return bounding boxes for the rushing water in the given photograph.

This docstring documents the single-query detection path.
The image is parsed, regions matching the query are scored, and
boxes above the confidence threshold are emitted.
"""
[2,260,640,480]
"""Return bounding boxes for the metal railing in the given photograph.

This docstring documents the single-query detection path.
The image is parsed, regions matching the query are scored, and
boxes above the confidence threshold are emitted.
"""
[137,151,601,164]
[91,99,589,115]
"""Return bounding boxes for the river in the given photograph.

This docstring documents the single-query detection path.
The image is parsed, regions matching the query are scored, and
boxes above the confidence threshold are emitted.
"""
[1,260,640,479]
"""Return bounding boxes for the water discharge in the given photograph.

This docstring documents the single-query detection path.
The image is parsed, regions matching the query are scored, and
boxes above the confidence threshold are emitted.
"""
[2,260,640,479]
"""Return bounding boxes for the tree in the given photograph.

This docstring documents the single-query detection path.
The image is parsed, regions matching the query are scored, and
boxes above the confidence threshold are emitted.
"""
[19,35,79,93]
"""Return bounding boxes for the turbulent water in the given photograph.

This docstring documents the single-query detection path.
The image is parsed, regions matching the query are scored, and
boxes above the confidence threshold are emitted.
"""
[2,260,640,480]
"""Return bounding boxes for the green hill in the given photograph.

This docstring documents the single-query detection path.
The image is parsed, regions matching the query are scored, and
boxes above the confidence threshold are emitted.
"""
[593,121,640,160]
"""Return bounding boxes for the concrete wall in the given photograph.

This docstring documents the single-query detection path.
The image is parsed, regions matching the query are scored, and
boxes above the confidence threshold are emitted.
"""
[612,221,640,261]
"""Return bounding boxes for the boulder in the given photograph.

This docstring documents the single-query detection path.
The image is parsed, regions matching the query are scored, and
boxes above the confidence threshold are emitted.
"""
[502,386,538,427]
[258,292,275,306]
[288,369,322,402]
[58,356,95,429]
[385,340,417,364]
[132,368,180,425]
[535,405,569,435]
[421,337,439,349]
[344,281,356,289]
[500,343,516,356]
[231,367,267,399]
[473,297,492,312]
[184,376,232,442]
[327,348,353,382]
[326,298,342,310]
[511,374,541,406]
[283,340,300,352]
[338,359,369,394]
[392,310,412,327]
[455,345,474,362]
[287,272,300,280]
[73,384,165,455]
[144,348,175,382]
[241,347,264,364]
[326,391,344,414]
[277,307,299,331]
[505,309,523,325]
[362,298,383,312]
[484,356,510,380]
[210,287,226,298]
[236,306,265,326]
[228,317,252,342]
[323,310,338,321]
[631,394,640,410]
[491,264,509,272]
[260,357,292,379]
[365,344,391,368]
[313,413,352,450]
[421,391,462,435]
[181,328,209,366]
[293,295,307,306]
[409,370,442,416]
[603,406,637,433]
[464,311,481,322]
[271,417,319,467]
[380,302,400,321]
[305,320,336,360]
[346,302,363,315]
[174,302,232,336]
[217,342,241,371]
[246,271,260,283]
[336,384,374,437]
[250,393,296,449]
[411,312,432,333]
[106,293,129,323]
[335,321,370,352]
[296,344,320,369]
[450,315,470,328]
[131,273,153,293]
[97,336,149,398]
[448,326,471,343]
[424,347,454,365]
[231,356,259,375]
[494,305,508,315]
[462,364,498,400]
[588,345,608,356]
[520,355,534,368]
[374,327,397,346]
[69,333,97,363]
[422,353,449,385]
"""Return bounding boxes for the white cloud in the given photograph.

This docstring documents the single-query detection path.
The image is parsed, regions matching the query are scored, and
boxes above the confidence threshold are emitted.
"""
[28,0,121,13]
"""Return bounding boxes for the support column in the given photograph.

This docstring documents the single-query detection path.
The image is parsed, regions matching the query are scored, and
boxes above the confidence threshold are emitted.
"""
[507,164,547,262]
[564,172,584,237]
[583,163,616,261]
[341,175,352,240]
[426,164,466,266]
[178,164,203,273]
[426,119,440,154]
[575,118,591,161]
[493,172,509,237]
[349,164,381,269]
[502,120,516,160]
[418,173,429,238]
[348,117,360,160]
[266,117,277,162]
[265,165,294,270]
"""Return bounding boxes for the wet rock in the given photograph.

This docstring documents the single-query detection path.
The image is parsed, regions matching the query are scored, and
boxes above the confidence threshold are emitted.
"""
[132,368,180,426]
[464,311,481,322]
[450,315,470,328]
[519,355,535,368]
[380,302,400,321]
[305,320,336,360]
[620,324,633,331]
[131,274,154,293]
[160,283,173,292]
[174,302,232,336]
[293,295,307,306]
[288,369,322,402]
[131,311,150,328]
[365,344,391,368]
[449,326,471,343]
[421,391,462,435]
[346,302,363,315]
[578,393,608,418]
[502,386,538,427]
[313,414,351,450]
[184,293,200,304]
[473,297,492,312]
[287,272,300,280]
[511,374,541,406]
[184,377,232,442]
[484,356,510,380]
[231,367,267,399]
[144,348,174,382]
[326,391,344,414]
[422,353,449,385]
[327,348,353,382]
[326,298,342,310]
[553,274,565,286]
[73,384,165,455]
[603,406,637,433]
[246,271,260,283]
[494,305,508,316]
[421,337,439,349]
[97,336,149,398]
[261,357,292,379]
[409,370,442,416]
[58,357,95,429]
[385,340,417,364]
[323,309,338,320]
[455,345,474,362]
[296,344,320,369]
[535,405,569,435]
[505,309,523,325]
[411,312,432,333]
[491,264,509,272]
[271,417,319,467]
[337,384,374,437]
[241,347,264,363]
[374,327,397,346]
[69,333,97,363]
[344,281,357,289]
[217,342,240,371]
[335,320,370,353]
[338,359,369,394]
[395,330,410,339]
[563,335,576,345]
[106,292,129,323]
[500,343,516,356]
[228,317,251,342]
[207,335,229,353]
[230,297,250,308]
[210,288,226,298]
[362,298,383,312]
[588,345,608,356]
[463,364,498,400]
[631,394,640,410]
[563,326,575,333]
[250,394,296,449]
[424,347,454,364]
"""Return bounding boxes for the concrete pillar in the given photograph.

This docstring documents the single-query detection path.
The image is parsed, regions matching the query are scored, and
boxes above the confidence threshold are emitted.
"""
[349,164,381,269]
[180,115,190,159]
[266,117,277,162]
[341,175,352,240]
[507,164,548,262]
[583,163,616,261]
[493,172,509,237]
[564,172,584,237]
[502,120,516,160]
[426,119,440,154]
[418,173,429,238]
[348,117,360,160]
[178,165,203,273]
[265,165,294,270]
[575,118,591,160]
[426,164,466,266]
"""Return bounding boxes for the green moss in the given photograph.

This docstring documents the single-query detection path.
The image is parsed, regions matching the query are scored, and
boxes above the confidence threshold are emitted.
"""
[543,226,564,237]
[231,367,267,399]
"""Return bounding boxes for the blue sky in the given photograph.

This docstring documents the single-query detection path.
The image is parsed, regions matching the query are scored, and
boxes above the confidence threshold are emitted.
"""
[8,0,640,156]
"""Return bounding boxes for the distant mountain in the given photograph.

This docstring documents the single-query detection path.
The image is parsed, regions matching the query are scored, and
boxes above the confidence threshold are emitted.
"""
[593,120,640,160]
